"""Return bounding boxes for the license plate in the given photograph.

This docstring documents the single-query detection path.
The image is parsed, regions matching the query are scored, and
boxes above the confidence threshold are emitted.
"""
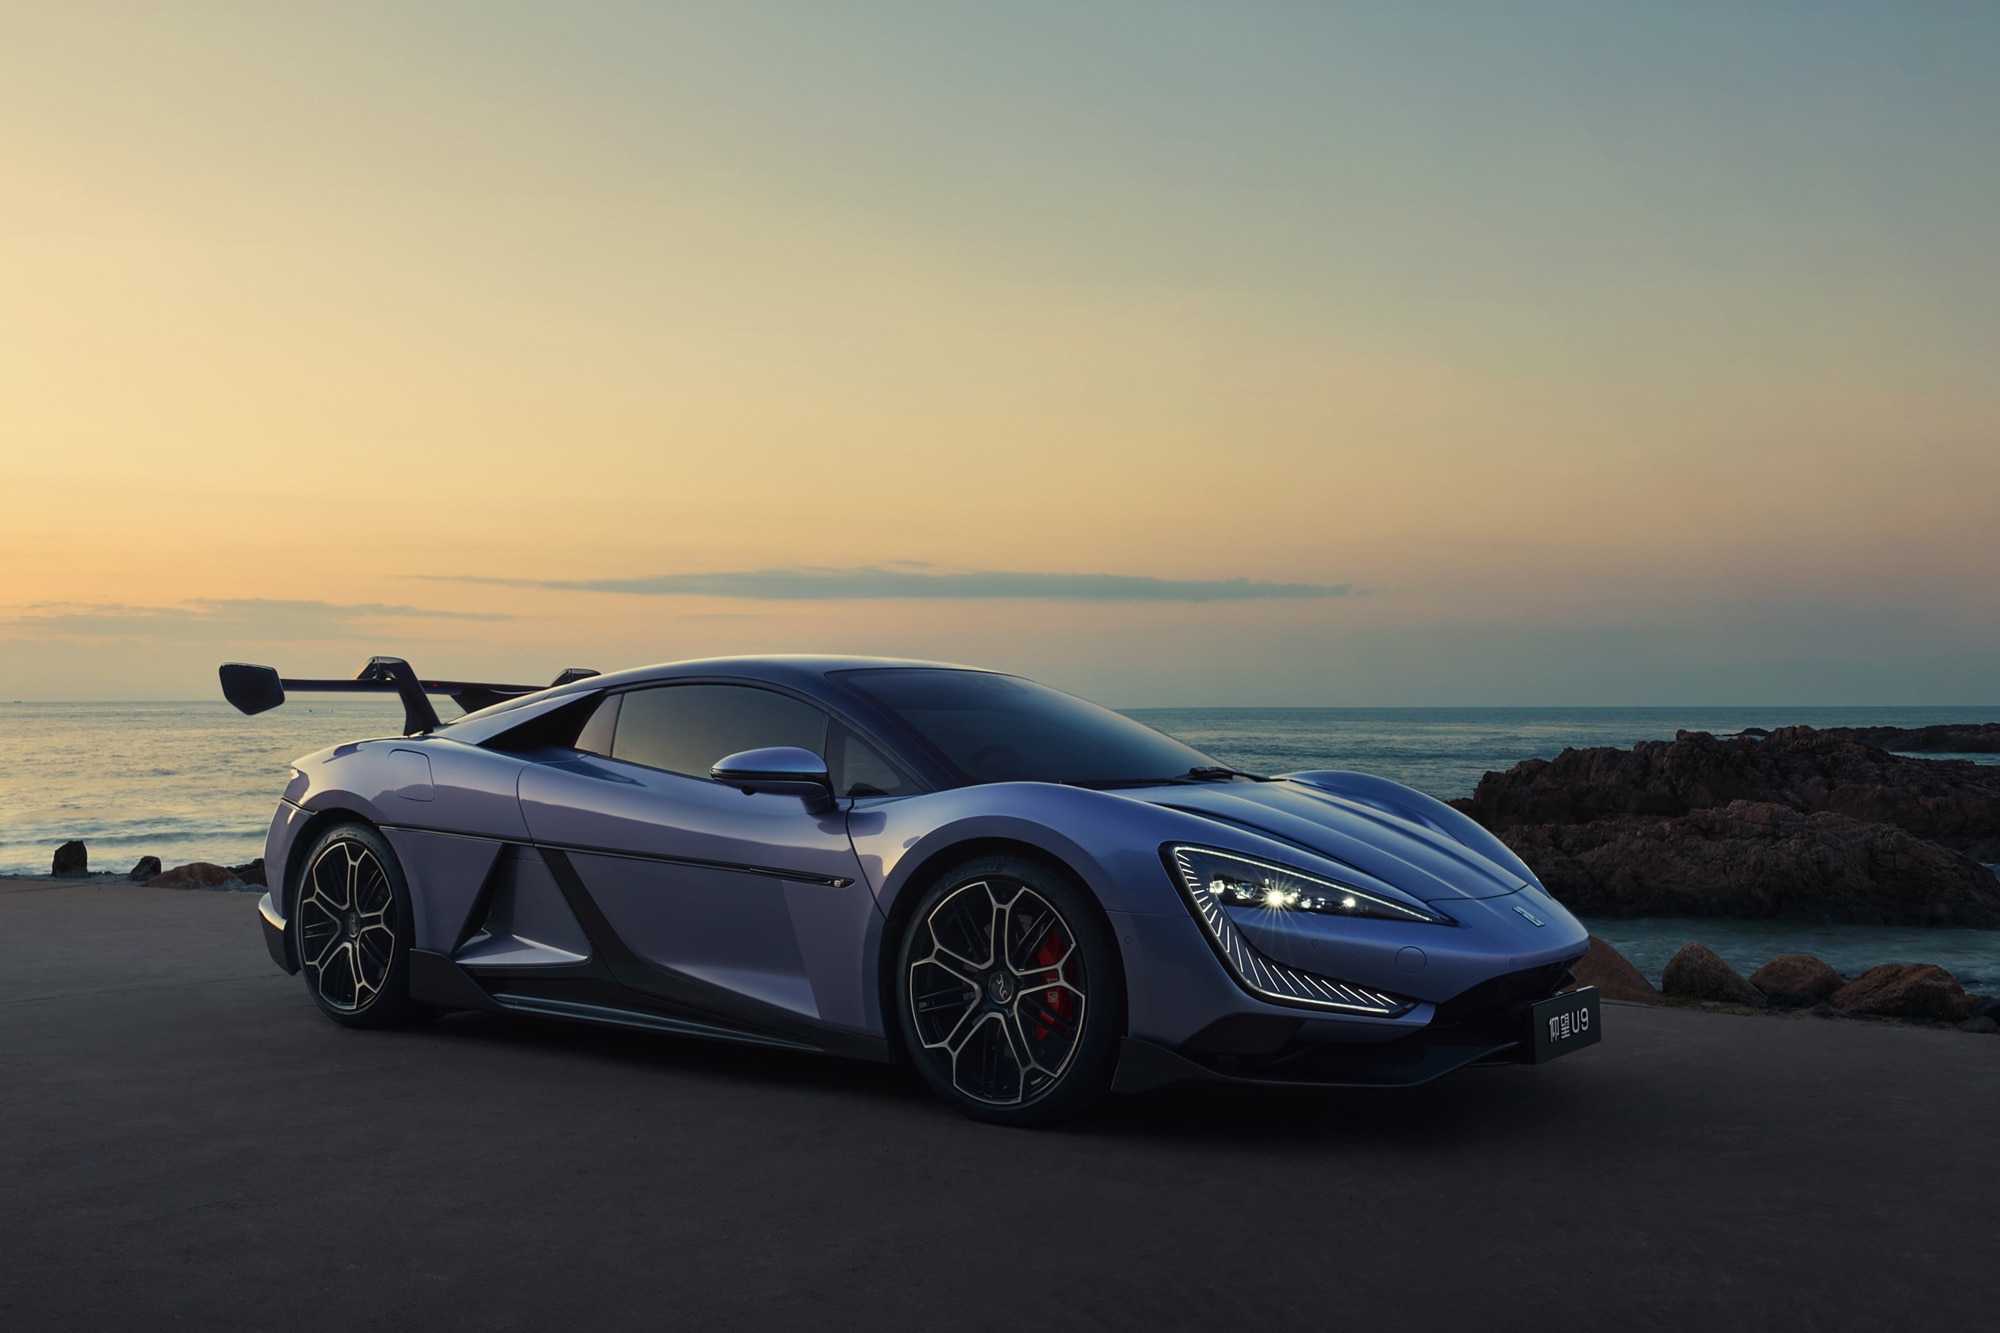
[1528,987,1601,1063]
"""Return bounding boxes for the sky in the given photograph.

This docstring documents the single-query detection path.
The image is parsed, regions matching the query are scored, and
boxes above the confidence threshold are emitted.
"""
[2,1,1996,705]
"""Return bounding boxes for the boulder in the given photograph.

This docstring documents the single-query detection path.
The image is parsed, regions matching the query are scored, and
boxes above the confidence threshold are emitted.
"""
[1661,942,1764,1006]
[1961,1016,1999,1034]
[1748,954,1845,1004]
[146,862,239,890]
[52,840,88,876]
[1568,936,1664,1004]
[229,858,267,887]
[127,855,163,882]
[1491,802,2000,926]
[1968,997,2000,1022]
[1830,964,1972,1022]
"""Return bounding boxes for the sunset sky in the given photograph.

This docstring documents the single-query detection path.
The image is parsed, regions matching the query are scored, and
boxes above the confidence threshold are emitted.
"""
[4,2,1996,705]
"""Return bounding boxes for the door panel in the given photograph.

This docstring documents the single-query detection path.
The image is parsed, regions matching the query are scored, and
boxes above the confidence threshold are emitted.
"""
[781,879,884,1032]
[567,852,818,1017]
[519,756,861,879]
[518,753,870,1025]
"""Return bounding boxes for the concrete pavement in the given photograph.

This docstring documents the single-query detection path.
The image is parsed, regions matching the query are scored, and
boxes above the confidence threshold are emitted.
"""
[2,877,1995,1330]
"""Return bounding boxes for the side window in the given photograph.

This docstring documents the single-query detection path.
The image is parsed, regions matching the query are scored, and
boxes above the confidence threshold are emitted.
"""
[573,693,620,756]
[830,726,914,798]
[610,685,830,779]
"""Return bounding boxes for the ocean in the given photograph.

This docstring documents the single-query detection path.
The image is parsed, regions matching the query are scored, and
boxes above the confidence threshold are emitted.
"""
[4,700,1997,993]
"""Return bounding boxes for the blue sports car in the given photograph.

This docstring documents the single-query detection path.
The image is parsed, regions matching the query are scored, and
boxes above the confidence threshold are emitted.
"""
[222,654,1599,1124]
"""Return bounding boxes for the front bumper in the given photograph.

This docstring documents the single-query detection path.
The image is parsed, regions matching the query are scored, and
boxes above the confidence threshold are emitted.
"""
[258,892,297,973]
[1112,962,1586,1093]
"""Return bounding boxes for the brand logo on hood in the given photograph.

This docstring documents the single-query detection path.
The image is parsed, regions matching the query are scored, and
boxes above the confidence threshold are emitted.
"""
[1513,903,1546,928]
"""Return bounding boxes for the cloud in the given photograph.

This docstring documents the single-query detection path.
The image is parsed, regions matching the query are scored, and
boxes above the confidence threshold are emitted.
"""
[0,599,509,641]
[432,567,1352,602]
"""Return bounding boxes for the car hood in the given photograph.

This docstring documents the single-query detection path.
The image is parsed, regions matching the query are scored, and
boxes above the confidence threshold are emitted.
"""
[1126,780,1528,902]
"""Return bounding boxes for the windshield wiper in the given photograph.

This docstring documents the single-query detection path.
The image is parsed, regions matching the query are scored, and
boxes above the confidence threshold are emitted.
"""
[1060,767,1268,790]
[1059,776,1182,790]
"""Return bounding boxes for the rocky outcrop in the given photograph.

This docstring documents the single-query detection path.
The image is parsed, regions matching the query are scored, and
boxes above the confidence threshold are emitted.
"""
[230,858,267,887]
[128,855,163,882]
[1829,964,1972,1022]
[1454,727,2000,861]
[1822,723,2000,754]
[1662,942,1764,1005]
[1569,936,1664,1004]
[146,862,240,890]
[52,841,88,876]
[1451,726,2000,922]
[1494,801,2000,926]
[1748,954,1844,1004]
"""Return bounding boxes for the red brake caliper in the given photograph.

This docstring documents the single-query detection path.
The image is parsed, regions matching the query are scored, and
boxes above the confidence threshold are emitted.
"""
[1031,930,1069,1041]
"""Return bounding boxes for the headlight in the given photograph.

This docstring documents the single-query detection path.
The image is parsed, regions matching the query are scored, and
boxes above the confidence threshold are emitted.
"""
[1168,846,1449,925]
[1165,846,1436,1016]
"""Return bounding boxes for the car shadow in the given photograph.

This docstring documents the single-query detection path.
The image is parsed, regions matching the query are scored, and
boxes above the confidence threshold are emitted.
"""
[418,1008,1583,1147]
[425,1007,931,1100]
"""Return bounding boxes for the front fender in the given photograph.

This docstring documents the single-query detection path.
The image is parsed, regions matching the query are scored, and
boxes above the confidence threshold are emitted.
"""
[849,784,1200,920]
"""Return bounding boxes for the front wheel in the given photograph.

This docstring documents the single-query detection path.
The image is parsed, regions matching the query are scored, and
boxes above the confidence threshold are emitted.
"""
[895,855,1123,1126]
[292,823,422,1028]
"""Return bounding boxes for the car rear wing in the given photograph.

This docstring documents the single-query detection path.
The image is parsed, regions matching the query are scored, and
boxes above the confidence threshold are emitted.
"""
[219,657,599,735]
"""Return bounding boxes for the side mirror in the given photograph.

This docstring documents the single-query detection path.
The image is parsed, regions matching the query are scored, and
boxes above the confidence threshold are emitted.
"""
[711,747,837,814]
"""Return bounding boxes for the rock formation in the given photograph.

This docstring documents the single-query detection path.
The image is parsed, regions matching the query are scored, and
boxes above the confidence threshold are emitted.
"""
[1829,964,1972,1022]
[1452,726,2000,923]
[127,859,263,891]
[1494,801,2000,926]
[1661,942,1764,1006]
[1748,954,1844,1004]
[52,840,88,876]
[1821,722,2000,754]
[146,862,241,890]
[1455,727,2000,860]
[1568,936,1663,1004]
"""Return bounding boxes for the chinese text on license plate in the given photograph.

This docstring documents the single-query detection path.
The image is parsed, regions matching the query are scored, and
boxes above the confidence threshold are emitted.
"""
[1529,986,1601,1063]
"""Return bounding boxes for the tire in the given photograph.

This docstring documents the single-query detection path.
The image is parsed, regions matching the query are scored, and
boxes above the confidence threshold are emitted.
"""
[292,822,422,1029]
[895,854,1123,1126]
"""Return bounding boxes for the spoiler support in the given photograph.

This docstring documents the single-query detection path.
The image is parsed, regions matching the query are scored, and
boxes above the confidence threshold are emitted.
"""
[219,658,599,736]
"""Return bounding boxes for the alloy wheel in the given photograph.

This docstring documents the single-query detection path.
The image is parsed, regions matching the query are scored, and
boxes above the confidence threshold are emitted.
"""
[297,837,398,1013]
[907,878,1088,1105]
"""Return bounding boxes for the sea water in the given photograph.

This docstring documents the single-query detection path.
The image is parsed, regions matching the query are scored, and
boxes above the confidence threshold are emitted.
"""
[3,700,1996,992]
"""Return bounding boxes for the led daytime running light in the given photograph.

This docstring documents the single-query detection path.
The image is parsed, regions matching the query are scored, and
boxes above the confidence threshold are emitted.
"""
[1166,846,1427,1016]
[1175,847,1444,924]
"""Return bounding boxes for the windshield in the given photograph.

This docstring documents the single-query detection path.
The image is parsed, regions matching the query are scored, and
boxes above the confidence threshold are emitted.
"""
[831,668,1217,787]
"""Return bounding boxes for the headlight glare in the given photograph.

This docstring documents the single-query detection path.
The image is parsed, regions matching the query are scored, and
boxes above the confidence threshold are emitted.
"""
[1171,846,1447,925]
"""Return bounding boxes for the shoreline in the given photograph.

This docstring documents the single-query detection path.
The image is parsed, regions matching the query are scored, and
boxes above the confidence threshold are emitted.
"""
[1578,914,2000,1000]
[14,871,1993,1013]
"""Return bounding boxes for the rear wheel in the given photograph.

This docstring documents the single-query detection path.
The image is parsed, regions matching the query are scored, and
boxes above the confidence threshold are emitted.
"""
[293,823,421,1028]
[895,855,1122,1125]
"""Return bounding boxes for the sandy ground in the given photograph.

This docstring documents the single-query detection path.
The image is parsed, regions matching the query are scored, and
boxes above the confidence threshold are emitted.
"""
[1,876,1995,1330]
